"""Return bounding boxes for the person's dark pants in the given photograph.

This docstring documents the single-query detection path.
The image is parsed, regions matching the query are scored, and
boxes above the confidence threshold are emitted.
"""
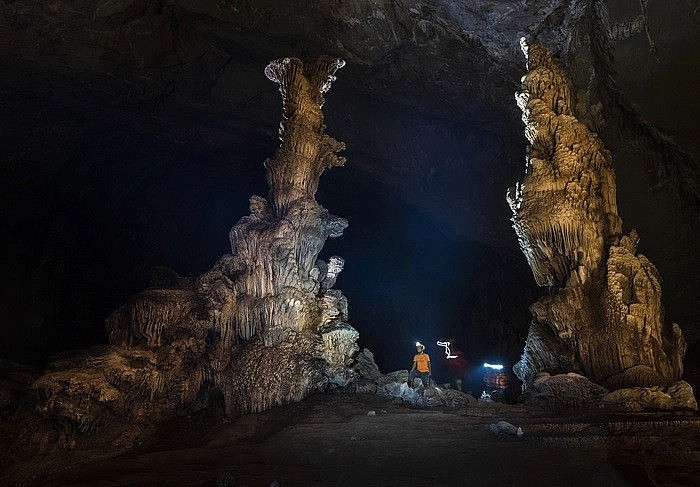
[409,370,430,388]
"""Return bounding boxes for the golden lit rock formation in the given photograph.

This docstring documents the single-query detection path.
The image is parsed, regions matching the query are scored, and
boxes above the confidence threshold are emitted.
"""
[507,39,692,409]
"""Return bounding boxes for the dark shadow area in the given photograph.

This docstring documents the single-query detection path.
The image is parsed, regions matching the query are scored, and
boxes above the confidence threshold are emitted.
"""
[318,165,537,393]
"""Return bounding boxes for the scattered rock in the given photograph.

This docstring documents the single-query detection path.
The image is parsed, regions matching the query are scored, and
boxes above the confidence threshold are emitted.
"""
[380,381,476,408]
[490,421,523,437]
[352,349,382,382]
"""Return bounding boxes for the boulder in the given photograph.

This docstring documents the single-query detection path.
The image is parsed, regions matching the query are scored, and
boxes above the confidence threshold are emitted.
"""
[521,372,608,409]
[419,387,444,407]
[442,389,478,408]
[352,349,383,382]
[352,378,378,395]
[490,421,523,437]
[601,380,698,411]
[382,370,409,385]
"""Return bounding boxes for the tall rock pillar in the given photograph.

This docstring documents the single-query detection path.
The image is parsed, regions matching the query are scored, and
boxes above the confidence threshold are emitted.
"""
[507,39,692,407]
[32,56,360,431]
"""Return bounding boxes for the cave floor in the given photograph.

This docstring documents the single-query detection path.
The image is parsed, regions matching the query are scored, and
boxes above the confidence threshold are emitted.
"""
[4,393,700,487]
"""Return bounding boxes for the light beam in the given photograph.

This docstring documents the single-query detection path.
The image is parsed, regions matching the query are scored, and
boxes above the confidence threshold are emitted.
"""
[436,341,458,359]
[483,363,503,370]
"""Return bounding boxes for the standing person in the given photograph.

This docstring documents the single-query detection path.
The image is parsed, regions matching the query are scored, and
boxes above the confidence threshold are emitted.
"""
[409,342,431,388]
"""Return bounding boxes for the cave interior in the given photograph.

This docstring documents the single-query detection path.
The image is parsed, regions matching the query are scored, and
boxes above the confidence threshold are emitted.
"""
[0,0,699,485]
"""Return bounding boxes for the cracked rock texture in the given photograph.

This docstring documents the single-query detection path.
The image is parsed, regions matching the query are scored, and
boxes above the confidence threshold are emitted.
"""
[508,40,693,409]
[521,372,608,410]
[31,56,360,434]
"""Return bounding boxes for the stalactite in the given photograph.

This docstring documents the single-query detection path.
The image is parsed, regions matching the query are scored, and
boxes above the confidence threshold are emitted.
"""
[508,39,693,409]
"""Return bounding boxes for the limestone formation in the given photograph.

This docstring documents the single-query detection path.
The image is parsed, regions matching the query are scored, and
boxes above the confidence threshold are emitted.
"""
[507,39,693,409]
[31,56,360,432]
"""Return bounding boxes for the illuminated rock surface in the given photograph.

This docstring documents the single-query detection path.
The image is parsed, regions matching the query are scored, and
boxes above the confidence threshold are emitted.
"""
[508,40,693,410]
[30,56,360,432]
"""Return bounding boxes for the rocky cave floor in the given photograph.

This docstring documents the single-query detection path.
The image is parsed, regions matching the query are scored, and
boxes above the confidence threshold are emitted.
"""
[1,392,698,487]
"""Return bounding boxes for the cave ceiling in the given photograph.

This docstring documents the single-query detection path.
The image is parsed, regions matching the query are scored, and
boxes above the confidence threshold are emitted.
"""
[1,1,698,344]
[2,0,698,234]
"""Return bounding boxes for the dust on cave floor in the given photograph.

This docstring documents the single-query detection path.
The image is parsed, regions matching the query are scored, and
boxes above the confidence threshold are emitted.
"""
[4,393,700,487]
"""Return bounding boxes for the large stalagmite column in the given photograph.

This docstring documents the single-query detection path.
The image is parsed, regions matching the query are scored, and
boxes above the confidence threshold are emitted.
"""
[31,56,361,431]
[264,56,346,216]
[507,39,692,408]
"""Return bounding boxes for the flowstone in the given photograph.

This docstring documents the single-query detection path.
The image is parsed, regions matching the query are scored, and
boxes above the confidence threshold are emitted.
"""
[507,39,693,410]
[31,56,361,432]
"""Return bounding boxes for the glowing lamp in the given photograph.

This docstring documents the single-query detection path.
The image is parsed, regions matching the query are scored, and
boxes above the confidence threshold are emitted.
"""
[483,363,504,370]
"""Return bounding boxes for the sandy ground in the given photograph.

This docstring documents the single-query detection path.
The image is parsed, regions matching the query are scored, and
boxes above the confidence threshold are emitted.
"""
[3,393,699,487]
